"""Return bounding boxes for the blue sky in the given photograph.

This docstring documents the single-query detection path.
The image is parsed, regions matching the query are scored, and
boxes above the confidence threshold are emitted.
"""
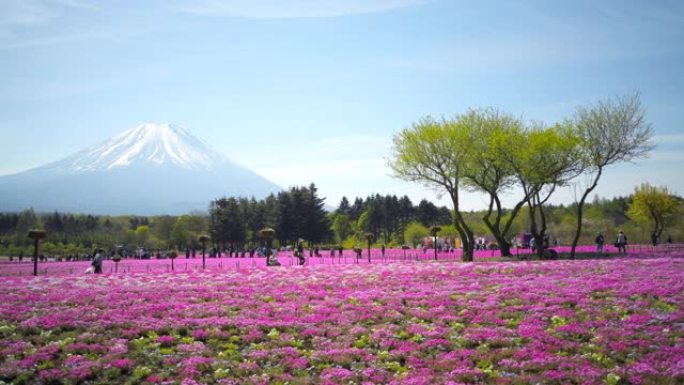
[1,0,683,210]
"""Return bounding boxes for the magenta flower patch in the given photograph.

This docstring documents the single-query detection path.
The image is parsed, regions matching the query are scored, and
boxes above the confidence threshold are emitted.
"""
[0,257,682,384]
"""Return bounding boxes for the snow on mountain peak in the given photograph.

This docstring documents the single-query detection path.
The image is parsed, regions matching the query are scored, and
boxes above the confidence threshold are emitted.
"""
[60,123,225,173]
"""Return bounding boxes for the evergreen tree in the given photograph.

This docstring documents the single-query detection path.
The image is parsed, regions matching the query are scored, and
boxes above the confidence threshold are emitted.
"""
[302,183,332,243]
[210,197,247,250]
[349,197,365,221]
[416,199,441,227]
[336,196,351,217]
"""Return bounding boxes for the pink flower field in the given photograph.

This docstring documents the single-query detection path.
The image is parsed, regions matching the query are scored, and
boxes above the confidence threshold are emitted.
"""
[0,257,682,385]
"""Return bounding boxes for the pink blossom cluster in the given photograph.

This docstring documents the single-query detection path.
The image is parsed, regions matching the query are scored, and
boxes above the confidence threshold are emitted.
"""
[0,257,682,384]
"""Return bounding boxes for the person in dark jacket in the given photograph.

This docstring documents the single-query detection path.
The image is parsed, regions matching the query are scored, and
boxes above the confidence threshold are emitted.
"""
[595,232,605,253]
[296,243,305,265]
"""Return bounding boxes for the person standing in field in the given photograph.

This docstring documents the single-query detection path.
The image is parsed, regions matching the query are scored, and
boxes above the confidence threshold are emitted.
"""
[296,242,305,265]
[595,232,605,253]
[92,249,104,274]
[616,231,627,254]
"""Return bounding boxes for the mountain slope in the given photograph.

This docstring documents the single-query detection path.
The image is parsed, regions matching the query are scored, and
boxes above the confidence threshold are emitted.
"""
[0,123,281,215]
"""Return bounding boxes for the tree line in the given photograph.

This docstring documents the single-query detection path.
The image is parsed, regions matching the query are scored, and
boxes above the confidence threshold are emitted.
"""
[0,184,333,257]
[0,188,680,259]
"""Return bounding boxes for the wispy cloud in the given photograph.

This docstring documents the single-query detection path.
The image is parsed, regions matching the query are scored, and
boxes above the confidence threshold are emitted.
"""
[170,0,429,19]
[0,0,104,49]
[655,133,684,145]
[0,0,92,27]
[0,0,430,49]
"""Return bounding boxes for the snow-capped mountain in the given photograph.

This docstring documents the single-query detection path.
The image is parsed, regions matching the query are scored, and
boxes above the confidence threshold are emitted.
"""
[30,123,225,175]
[0,123,282,215]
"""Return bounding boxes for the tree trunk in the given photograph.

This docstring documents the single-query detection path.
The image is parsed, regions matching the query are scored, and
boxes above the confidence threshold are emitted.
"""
[461,230,474,261]
[482,196,512,257]
[499,242,511,258]
[652,212,664,241]
[570,168,602,259]
[538,195,549,256]
[449,188,474,262]
[527,200,542,258]
[483,220,511,257]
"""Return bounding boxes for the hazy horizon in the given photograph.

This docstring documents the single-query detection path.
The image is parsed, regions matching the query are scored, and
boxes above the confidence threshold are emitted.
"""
[2,0,683,212]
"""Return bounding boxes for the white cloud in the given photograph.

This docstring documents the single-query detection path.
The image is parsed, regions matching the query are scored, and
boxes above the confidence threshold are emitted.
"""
[170,0,429,19]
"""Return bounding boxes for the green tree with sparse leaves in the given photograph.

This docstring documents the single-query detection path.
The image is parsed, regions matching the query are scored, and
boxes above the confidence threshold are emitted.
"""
[570,93,654,258]
[391,116,476,261]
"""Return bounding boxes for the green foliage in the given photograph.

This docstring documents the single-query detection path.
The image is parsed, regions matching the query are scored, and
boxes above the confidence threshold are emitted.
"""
[331,214,353,244]
[627,183,681,239]
[356,209,372,234]
[439,225,460,238]
[337,194,418,245]
[170,215,207,249]
[404,221,429,248]
[134,225,152,248]
[341,236,357,249]
[604,372,621,385]
[151,216,175,245]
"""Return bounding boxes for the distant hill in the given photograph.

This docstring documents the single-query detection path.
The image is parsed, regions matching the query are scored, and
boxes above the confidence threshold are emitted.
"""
[0,123,281,215]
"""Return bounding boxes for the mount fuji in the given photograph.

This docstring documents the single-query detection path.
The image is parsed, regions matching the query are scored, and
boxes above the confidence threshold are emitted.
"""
[0,123,282,215]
